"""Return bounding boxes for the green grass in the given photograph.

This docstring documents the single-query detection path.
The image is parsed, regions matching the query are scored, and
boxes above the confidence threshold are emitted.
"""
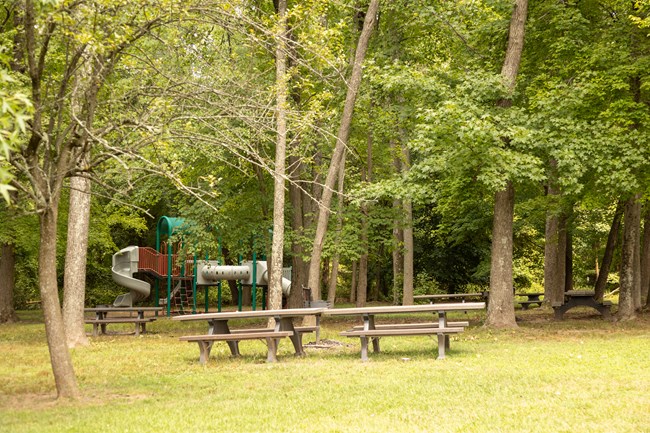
[1,307,650,433]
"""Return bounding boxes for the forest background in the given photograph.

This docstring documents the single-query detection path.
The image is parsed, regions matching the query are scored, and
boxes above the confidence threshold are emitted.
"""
[1,0,650,400]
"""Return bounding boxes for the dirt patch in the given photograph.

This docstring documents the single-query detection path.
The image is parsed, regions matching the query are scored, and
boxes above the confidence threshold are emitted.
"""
[0,391,149,411]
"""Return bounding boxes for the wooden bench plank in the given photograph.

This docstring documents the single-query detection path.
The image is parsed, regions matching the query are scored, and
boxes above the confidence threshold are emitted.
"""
[341,327,464,337]
[351,322,469,331]
[180,331,294,364]
[228,326,317,334]
[85,317,156,336]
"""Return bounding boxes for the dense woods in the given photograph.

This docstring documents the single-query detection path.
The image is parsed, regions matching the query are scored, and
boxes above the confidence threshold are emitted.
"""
[1,0,650,399]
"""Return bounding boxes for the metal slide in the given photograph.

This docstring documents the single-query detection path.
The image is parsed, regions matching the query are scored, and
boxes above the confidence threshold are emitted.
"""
[111,246,151,307]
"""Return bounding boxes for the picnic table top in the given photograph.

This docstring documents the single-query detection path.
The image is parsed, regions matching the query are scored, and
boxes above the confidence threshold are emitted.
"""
[171,307,327,322]
[515,292,544,296]
[323,303,485,316]
[84,306,163,312]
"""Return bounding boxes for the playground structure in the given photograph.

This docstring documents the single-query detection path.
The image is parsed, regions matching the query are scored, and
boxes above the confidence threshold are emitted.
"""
[110,216,290,316]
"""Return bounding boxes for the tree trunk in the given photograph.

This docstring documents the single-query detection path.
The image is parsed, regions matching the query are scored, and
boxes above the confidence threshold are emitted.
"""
[62,175,91,348]
[485,0,527,328]
[544,208,563,305]
[327,153,347,305]
[402,146,414,305]
[307,0,379,298]
[486,182,517,327]
[39,206,80,399]
[641,205,650,306]
[268,0,288,311]
[594,203,623,301]
[356,247,368,307]
[565,223,574,292]
[618,195,640,321]
[392,217,404,305]
[350,260,358,303]
[287,158,307,309]
[0,242,18,323]
[632,199,642,311]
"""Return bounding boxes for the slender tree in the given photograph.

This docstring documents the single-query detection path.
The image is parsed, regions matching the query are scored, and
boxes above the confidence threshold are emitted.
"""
[307,0,380,298]
[485,0,528,328]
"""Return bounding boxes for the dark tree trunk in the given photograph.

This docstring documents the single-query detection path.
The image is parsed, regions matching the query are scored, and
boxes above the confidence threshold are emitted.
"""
[641,205,650,307]
[0,242,18,323]
[486,182,517,327]
[350,260,358,303]
[565,225,574,292]
[618,195,640,321]
[594,203,623,301]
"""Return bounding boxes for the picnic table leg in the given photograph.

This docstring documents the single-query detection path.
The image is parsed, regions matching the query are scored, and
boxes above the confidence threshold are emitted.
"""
[360,337,369,362]
[367,315,380,354]
[437,333,446,360]
[92,323,99,337]
[210,319,240,357]
[266,338,279,362]
[197,341,212,364]
[278,317,305,357]
[134,322,140,336]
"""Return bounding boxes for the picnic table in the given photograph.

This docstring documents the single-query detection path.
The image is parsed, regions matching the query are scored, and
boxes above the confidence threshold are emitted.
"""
[172,307,326,363]
[515,292,544,310]
[323,303,485,361]
[84,306,162,336]
[413,292,488,303]
[552,290,612,320]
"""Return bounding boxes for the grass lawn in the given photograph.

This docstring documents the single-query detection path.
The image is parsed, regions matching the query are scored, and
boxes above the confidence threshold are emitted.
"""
[1,306,649,433]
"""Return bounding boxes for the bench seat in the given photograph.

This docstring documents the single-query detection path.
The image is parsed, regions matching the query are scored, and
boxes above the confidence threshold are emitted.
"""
[517,300,542,310]
[85,317,155,336]
[351,321,469,331]
[340,326,465,360]
[180,331,294,364]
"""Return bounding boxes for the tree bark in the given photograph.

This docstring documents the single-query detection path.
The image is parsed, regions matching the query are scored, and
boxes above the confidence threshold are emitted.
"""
[594,203,623,301]
[268,0,288,311]
[62,175,91,348]
[0,242,18,323]
[307,0,379,298]
[641,205,650,306]
[39,205,80,399]
[565,223,573,292]
[485,0,527,328]
[618,195,640,321]
[327,152,347,305]
[486,182,517,327]
[350,260,358,303]
[402,146,414,306]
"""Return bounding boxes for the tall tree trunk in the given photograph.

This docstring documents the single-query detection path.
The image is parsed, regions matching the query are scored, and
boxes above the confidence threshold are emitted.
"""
[402,147,414,305]
[356,245,368,307]
[39,205,80,399]
[485,0,527,328]
[618,195,640,321]
[287,159,307,309]
[62,175,91,348]
[268,0,288,311]
[350,260,358,303]
[327,153,347,305]
[307,0,379,298]
[594,203,623,301]
[0,242,18,323]
[390,139,404,305]
[641,205,650,306]
[486,182,517,327]
[565,222,573,292]
[632,200,642,311]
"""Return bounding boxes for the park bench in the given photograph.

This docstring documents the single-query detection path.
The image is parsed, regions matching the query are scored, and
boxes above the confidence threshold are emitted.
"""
[85,317,155,336]
[84,306,162,336]
[552,290,612,320]
[180,331,294,363]
[324,303,484,360]
[173,308,326,363]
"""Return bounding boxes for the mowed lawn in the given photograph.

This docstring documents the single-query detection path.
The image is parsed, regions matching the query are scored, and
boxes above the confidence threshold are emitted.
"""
[1,307,649,433]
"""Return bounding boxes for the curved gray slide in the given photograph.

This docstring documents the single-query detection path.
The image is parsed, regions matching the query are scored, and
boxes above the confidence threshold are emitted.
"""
[111,246,151,307]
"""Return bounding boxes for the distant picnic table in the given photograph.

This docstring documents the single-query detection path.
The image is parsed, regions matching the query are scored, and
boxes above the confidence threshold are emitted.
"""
[84,306,162,336]
[172,307,326,363]
[552,290,612,320]
[515,292,544,310]
[323,303,485,360]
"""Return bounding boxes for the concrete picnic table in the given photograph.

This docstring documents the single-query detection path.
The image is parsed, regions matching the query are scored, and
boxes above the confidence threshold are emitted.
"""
[172,307,326,363]
[515,292,544,309]
[323,303,485,360]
